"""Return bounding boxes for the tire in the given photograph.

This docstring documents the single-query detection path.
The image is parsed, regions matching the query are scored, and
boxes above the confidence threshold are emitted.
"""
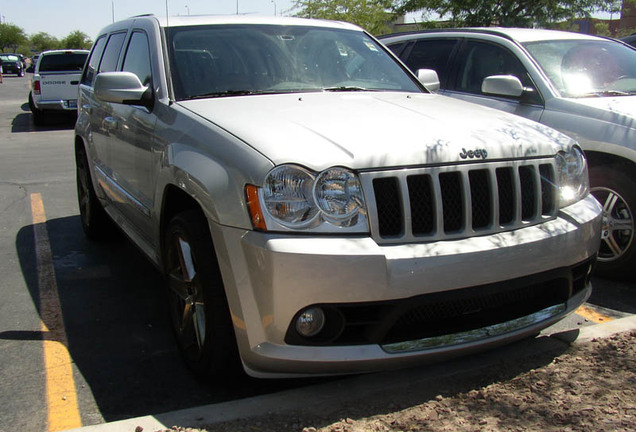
[29,92,45,126]
[76,146,113,239]
[589,165,636,280]
[163,210,241,380]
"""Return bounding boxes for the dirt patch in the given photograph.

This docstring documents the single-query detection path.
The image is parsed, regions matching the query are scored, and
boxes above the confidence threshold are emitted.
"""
[156,331,636,432]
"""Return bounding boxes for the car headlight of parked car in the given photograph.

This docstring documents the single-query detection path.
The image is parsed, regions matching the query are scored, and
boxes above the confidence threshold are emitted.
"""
[556,145,589,208]
[246,164,369,232]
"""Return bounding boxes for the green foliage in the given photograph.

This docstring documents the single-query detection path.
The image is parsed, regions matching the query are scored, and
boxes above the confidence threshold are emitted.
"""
[393,0,617,28]
[30,32,60,52]
[291,0,396,34]
[60,31,92,50]
[0,22,28,53]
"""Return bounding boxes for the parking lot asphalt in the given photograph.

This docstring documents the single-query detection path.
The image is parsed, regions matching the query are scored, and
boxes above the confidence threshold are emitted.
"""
[65,315,636,432]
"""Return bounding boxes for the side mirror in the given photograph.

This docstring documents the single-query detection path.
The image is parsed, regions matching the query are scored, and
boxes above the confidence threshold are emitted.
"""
[481,75,524,97]
[94,72,153,108]
[416,69,440,93]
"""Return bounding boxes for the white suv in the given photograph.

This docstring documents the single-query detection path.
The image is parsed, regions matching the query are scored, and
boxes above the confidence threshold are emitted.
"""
[75,16,601,379]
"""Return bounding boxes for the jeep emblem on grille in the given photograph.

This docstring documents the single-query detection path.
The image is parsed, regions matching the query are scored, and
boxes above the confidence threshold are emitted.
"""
[459,148,488,159]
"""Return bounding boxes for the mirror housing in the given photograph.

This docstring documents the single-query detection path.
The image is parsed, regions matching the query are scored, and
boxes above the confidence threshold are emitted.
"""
[481,75,524,97]
[94,72,153,108]
[416,69,440,93]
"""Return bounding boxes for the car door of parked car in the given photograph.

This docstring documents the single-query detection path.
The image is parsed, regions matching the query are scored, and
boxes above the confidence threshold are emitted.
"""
[444,39,545,122]
[101,29,158,244]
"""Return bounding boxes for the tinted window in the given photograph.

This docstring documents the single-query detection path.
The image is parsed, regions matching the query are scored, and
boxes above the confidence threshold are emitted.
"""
[81,36,107,85]
[38,52,88,72]
[122,31,152,86]
[99,32,127,73]
[404,39,459,88]
[456,41,533,95]
[386,42,408,57]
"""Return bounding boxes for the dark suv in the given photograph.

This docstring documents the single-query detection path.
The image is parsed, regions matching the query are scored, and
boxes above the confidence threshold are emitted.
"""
[0,54,25,77]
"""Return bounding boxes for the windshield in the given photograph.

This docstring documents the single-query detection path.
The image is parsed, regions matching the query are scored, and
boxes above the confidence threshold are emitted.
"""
[0,55,19,62]
[167,24,422,100]
[523,39,636,98]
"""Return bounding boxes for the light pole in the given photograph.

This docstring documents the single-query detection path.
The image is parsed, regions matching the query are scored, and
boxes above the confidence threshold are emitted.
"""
[271,0,277,16]
[185,5,190,15]
[112,1,115,23]
[236,0,239,15]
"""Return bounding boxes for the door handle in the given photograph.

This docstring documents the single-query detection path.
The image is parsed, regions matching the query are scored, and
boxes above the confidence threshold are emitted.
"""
[103,117,118,130]
[82,104,92,114]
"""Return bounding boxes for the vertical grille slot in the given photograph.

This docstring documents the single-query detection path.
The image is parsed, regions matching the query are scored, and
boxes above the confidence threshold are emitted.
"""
[373,177,402,237]
[469,169,491,230]
[519,165,537,220]
[496,167,515,225]
[439,172,463,233]
[540,164,555,216]
[408,174,435,235]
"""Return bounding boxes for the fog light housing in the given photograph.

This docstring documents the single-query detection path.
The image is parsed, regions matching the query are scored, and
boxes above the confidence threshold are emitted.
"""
[295,307,325,337]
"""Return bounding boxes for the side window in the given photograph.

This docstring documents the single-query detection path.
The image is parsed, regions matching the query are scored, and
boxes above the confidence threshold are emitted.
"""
[456,41,533,96]
[404,39,459,88]
[81,36,106,85]
[386,42,408,57]
[99,32,127,73]
[122,31,152,86]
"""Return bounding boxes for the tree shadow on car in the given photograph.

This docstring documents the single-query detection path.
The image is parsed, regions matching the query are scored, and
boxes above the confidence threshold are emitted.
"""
[14,215,327,424]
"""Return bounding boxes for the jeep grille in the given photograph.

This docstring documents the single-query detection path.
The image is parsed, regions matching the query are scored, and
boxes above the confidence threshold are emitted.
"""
[361,159,557,244]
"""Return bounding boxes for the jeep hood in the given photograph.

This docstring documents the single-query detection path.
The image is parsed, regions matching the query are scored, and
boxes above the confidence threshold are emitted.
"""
[178,92,572,171]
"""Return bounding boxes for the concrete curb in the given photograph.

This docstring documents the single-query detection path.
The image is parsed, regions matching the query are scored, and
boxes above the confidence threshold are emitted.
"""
[66,315,636,432]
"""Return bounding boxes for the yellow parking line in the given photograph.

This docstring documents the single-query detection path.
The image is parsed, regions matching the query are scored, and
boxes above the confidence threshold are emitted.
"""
[576,304,614,324]
[31,193,82,432]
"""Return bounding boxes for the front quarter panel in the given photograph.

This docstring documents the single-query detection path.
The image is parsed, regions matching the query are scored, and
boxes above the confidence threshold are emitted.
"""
[153,102,274,231]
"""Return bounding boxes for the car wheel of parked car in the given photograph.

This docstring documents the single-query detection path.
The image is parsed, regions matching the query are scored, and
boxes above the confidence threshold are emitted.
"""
[589,166,636,279]
[28,92,45,126]
[76,146,112,239]
[164,210,241,380]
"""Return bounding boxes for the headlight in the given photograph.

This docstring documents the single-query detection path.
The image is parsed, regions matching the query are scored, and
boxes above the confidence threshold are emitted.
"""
[253,164,369,232]
[314,168,365,225]
[262,165,319,227]
[556,145,589,208]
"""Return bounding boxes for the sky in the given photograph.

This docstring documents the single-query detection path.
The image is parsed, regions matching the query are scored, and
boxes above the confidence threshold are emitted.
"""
[0,0,297,40]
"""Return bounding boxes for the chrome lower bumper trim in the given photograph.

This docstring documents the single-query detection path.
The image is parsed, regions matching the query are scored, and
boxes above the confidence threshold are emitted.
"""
[381,303,567,354]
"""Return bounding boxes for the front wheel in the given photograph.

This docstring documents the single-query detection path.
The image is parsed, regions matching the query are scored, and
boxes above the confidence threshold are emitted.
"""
[163,210,241,380]
[589,165,636,280]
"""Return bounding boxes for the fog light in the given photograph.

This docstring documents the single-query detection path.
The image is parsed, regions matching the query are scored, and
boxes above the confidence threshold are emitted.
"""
[295,307,325,337]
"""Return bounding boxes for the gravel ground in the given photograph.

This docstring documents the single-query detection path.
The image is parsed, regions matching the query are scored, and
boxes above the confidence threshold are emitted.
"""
[153,331,636,432]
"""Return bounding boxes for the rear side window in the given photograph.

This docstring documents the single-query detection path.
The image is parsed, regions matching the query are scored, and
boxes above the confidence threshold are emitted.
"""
[403,39,459,88]
[38,52,88,72]
[99,32,127,73]
[81,36,107,85]
[122,31,152,86]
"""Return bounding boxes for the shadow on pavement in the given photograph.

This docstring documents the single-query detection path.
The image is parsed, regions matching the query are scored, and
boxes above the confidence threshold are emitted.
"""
[14,216,323,423]
[11,110,76,133]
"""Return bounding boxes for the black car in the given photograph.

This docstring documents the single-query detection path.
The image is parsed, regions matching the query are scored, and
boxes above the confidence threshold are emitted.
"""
[0,54,25,77]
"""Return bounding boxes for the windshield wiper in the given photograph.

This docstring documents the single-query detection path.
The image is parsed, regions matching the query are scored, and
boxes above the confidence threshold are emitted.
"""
[186,90,257,100]
[323,86,370,92]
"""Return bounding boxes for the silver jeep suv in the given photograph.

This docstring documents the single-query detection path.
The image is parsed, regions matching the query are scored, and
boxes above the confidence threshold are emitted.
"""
[75,15,601,379]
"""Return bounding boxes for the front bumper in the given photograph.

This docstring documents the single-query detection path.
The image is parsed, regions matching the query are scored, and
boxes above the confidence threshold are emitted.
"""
[210,195,602,377]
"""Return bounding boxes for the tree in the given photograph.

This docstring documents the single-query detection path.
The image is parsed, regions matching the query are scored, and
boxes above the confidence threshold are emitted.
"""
[292,0,395,34]
[30,32,60,52]
[393,0,616,28]
[60,30,92,50]
[0,22,27,53]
